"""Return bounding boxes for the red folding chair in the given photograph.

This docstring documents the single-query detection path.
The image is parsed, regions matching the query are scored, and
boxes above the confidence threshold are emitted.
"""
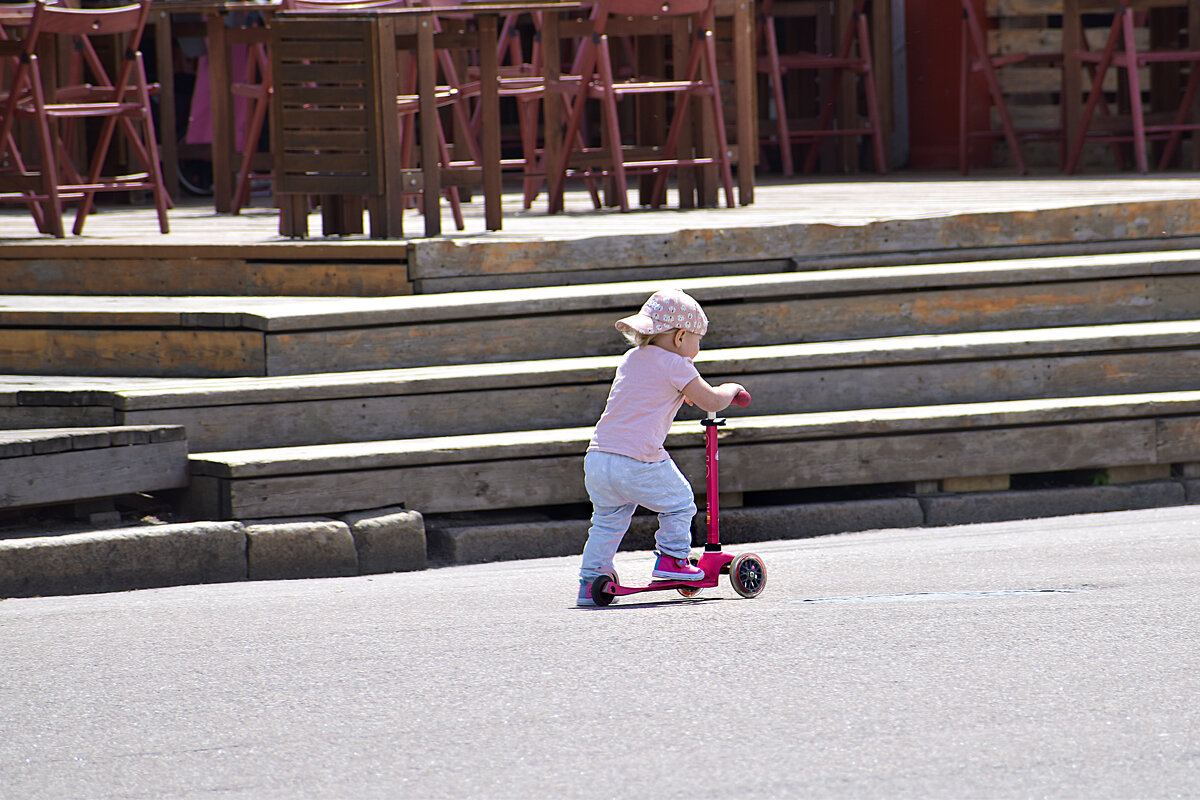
[1065,0,1200,173]
[958,0,1061,174]
[548,0,736,213]
[758,0,886,175]
[0,0,169,237]
[0,3,50,231]
[230,21,274,214]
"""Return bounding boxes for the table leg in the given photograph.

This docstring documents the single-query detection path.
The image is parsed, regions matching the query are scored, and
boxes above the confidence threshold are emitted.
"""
[542,10,562,214]
[1062,0,1082,172]
[206,11,234,212]
[417,15,441,237]
[1191,0,1200,168]
[153,11,180,200]
[870,0,891,168]
[733,0,754,204]
[478,13,502,230]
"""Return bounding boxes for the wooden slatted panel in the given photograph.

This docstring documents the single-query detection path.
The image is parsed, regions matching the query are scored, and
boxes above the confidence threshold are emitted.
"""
[271,17,384,196]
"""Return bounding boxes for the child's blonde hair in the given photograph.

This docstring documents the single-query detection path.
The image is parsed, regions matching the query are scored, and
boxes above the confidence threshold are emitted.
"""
[621,328,657,348]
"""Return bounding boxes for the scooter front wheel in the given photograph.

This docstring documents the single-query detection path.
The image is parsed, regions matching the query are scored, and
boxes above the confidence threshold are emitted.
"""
[730,553,766,598]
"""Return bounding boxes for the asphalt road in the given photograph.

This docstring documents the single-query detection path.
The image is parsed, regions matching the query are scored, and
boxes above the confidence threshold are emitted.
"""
[2,507,1199,800]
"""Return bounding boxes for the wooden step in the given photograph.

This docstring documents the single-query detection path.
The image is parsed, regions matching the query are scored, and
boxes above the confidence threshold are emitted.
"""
[0,249,412,297]
[8,319,1200,452]
[0,426,188,510]
[183,391,1200,520]
[4,190,1198,296]
[5,249,1200,377]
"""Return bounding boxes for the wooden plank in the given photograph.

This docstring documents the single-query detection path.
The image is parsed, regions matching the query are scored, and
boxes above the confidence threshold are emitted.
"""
[273,248,1200,327]
[0,259,412,297]
[118,347,1200,453]
[0,317,1185,450]
[194,416,1160,518]
[264,275,1200,373]
[0,407,115,429]
[189,391,1200,479]
[0,330,266,378]
[7,253,1200,376]
[989,0,1124,13]
[990,27,1147,57]
[405,200,1200,280]
[0,438,190,509]
[124,383,611,452]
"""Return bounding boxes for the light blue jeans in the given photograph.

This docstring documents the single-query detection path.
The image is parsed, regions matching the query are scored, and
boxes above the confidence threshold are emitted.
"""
[579,450,697,582]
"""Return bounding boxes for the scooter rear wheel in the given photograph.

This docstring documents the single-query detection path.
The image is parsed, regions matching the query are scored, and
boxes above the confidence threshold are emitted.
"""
[677,586,701,598]
[591,574,616,606]
[730,553,766,598]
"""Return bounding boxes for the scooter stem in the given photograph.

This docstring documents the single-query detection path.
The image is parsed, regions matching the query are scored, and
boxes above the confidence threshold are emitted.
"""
[703,410,722,549]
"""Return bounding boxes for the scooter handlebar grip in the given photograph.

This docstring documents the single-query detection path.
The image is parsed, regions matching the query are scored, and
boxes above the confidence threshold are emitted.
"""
[731,390,752,407]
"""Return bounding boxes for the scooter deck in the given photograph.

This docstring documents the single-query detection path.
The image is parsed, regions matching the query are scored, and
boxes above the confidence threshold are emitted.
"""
[602,551,733,597]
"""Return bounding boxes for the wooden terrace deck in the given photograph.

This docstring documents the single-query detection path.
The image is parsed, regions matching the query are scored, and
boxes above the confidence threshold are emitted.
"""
[5,173,1200,251]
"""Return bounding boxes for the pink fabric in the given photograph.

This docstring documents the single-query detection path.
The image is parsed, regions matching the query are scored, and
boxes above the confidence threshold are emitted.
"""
[185,48,251,149]
[616,288,709,337]
[588,345,700,463]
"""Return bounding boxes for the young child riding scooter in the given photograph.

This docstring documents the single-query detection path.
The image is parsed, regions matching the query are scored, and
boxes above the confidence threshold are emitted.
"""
[577,288,747,606]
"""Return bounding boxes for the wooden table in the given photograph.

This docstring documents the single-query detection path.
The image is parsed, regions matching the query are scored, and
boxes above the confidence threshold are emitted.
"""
[1061,0,1200,167]
[272,2,580,238]
[151,0,281,211]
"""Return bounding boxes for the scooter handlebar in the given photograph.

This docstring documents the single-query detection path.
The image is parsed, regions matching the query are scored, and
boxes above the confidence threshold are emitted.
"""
[731,390,752,408]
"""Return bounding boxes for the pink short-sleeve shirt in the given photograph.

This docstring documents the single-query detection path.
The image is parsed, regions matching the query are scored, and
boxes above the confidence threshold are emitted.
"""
[587,345,700,462]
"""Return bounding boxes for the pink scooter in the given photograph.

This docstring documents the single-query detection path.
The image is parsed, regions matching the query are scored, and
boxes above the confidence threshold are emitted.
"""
[590,390,766,606]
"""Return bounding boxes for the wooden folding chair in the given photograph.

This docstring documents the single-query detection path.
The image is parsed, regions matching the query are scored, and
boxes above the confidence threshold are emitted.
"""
[960,0,1126,174]
[1065,0,1200,173]
[0,0,169,237]
[230,21,274,214]
[0,3,50,231]
[958,0,1060,174]
[548,0,736,213]
[758,0,886,175]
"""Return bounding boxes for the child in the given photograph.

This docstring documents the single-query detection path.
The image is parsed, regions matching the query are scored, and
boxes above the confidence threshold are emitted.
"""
[577,288,746,606]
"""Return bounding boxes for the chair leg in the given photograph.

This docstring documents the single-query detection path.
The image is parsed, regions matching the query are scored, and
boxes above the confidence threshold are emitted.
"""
[594,36,629,210]
[1066,15,1121,174]
[802,15,856,174]
[1157,57,1200,169]
[854,12,887,173]
[434,118,465,232]
[28,76,65,238]
[702,29,736,207]
[1120,9,1149,173]
[232,45,271,215]
[763,16,795,176]
[960,1,1026,175]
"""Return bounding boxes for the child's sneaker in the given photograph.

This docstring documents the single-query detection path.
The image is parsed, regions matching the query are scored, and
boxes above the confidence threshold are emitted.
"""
[652,553,705,581]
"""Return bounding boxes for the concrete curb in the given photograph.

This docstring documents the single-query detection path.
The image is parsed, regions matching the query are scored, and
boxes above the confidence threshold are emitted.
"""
[0,522,246,598]
[425,481,1196,567]
[2,481,1195,598]
[0,507,426,598]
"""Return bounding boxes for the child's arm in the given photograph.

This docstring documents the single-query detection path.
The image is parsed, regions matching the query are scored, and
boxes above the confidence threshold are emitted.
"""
[682,377,747,413]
